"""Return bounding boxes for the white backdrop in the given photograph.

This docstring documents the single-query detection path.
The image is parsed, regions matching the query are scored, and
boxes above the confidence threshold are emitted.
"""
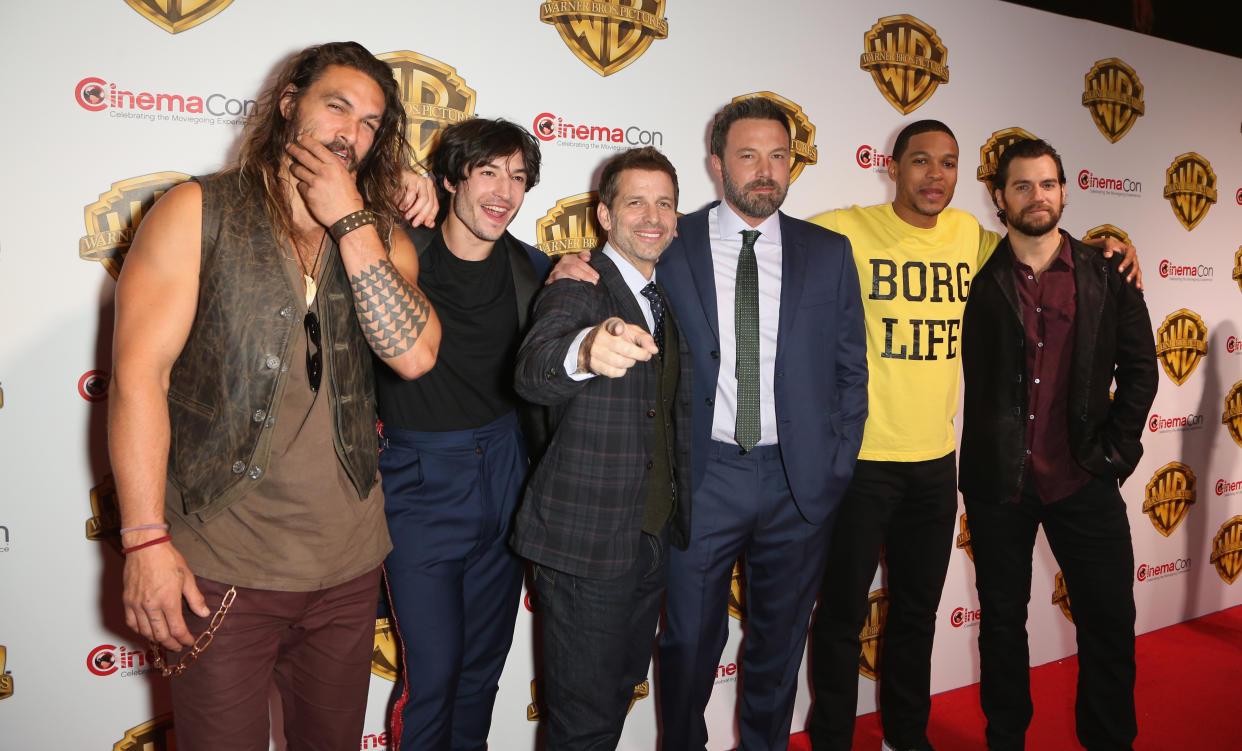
[1,1,1240,749]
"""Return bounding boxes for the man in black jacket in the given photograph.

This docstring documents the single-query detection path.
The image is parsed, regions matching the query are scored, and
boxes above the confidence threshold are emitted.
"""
[375,118,549,751]
[959,138,1157,751]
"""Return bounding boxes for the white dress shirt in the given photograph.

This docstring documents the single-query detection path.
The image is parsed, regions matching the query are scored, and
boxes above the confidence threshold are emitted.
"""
[709,202,782,446]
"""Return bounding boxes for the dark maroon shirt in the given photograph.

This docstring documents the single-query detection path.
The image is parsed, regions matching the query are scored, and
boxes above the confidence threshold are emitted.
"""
[1013,233,1092,503]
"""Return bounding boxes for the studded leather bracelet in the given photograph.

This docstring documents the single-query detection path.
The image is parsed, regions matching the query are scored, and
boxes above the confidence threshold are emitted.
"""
[329,209,376,242]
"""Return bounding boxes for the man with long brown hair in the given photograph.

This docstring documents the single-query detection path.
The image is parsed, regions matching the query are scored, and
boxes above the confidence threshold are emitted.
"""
[109,41,440,750]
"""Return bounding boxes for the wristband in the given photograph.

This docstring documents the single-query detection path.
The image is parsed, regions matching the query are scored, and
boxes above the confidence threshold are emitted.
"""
[121,535,172,555]
[329,210,376,242]
[120,522,169,535]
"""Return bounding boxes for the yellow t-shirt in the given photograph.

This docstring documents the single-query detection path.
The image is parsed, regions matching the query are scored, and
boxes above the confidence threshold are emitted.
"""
[810,203,1001,461]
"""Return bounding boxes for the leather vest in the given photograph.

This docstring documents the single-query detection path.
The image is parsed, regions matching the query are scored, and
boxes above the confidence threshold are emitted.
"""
[166,171,379,521]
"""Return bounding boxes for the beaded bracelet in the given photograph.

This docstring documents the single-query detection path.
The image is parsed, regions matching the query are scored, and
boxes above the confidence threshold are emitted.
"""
[329,209,376,242]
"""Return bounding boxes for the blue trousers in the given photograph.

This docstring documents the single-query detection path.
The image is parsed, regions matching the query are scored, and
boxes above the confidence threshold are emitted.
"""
[659,441,838,751]
[379,412,528,751]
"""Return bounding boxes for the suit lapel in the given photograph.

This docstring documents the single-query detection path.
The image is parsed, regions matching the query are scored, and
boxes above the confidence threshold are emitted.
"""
[776,212,804,367]
[987,237,1023,323]
[681,208,720,343]
[504,232,539,332]
[595,253,651,335]
[1071,237,1106,357]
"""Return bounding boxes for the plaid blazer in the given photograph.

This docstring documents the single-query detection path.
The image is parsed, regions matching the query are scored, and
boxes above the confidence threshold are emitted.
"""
[511,253,693,579]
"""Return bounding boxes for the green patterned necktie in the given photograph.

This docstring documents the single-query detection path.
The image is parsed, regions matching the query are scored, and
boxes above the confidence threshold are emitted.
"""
[735,229,761,451]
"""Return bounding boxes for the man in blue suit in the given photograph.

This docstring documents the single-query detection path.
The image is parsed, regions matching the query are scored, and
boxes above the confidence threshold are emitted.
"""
[656,97,867,751]
[554,96,867,750]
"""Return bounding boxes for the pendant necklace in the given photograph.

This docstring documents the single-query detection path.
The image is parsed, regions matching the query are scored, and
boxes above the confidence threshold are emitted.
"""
[292,230,327,307]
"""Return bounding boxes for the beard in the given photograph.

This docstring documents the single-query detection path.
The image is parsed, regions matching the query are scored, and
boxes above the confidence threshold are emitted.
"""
[1007,201,1062,237]
[286,103,361,172]
[721,168,787,221]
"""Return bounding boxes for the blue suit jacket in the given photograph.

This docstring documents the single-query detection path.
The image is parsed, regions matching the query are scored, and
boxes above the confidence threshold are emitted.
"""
[656,202,867,523]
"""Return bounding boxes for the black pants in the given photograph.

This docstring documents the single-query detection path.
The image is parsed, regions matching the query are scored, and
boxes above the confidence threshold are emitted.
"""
[966,478,1136,751]
[808,453,958,750]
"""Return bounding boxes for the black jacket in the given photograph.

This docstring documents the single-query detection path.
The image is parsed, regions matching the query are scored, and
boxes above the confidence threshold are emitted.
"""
[959,232,1157,502]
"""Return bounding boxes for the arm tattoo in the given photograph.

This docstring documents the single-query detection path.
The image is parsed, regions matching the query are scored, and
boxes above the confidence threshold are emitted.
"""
[349,258,434,359]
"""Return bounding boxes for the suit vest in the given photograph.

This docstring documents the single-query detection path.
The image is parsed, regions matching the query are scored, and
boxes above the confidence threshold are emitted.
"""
[165,171,379,521]
[642,297,679,534]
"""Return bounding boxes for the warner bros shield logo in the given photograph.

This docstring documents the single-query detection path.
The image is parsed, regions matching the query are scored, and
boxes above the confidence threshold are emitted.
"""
[527,678,648,720]
[535,192,603,257]
[1082,58,1145,143]
[1083,224,1132,247]
[1224,381,1242,449]
[80,172,190,279]
[1144,462,1196,537]
[977,127,1038,185]
[860,14,950,115]
[858,589,889,680]
[379,51,476,172]
[0,646,12,700]
[1211,516,1242,585]
[1163,152,1217,230]
[540,0,669,77]
[1051,571,1074,623]
[113,714,176,751]
[371,617,399,681]
[1154,309,1208,386]
[124,0,233,34]
[85,474,123,555]
[732,91,818,183]
[955,513,973,560]
[1233,246,1242,294]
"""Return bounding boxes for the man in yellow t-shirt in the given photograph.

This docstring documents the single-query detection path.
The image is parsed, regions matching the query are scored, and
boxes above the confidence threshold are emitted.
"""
[804,121,1137,751]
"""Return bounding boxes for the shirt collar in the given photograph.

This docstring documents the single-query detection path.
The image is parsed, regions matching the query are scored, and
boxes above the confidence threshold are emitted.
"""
[716,200,782,246]
[1053,231,1075,270]
[602,243,656,296]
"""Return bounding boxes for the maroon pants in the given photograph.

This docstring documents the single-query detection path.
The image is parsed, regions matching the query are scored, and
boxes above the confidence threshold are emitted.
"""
[168,568,380,751]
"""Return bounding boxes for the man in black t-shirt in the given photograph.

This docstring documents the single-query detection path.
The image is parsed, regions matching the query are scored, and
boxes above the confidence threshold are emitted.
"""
[374,118,549,751]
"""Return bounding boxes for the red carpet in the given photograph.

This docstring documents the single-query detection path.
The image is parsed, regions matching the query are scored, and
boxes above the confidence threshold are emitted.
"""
[787,604,1242,750]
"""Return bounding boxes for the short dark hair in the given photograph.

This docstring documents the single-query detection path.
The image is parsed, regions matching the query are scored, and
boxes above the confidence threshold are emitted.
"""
[431,118,542,208]
[709,97,792,157]
[891,119,956,161]
[597,147,679,209]
[990,138,1066,193]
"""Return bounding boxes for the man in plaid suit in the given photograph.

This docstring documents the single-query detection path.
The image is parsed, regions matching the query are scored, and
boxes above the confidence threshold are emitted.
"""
[512,146,691,750]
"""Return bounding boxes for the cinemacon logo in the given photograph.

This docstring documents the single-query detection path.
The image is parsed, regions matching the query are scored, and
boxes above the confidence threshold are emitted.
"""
[75,76,255,117]
[950,606,980,627]
[1077,169,1141,195]
[532,112,663,147]
[87,644,155,677]
[1136,558,1191,582]
[856,144,892,170]
[1217,478,1242,496]
[1227,336,1240,354]
[1148,412,1204,432]
[1159,259,1214,280]
[1236,187,1241,205]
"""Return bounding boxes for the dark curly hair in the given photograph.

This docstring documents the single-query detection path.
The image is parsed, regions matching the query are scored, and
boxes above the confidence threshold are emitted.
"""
[430,118,542,220]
